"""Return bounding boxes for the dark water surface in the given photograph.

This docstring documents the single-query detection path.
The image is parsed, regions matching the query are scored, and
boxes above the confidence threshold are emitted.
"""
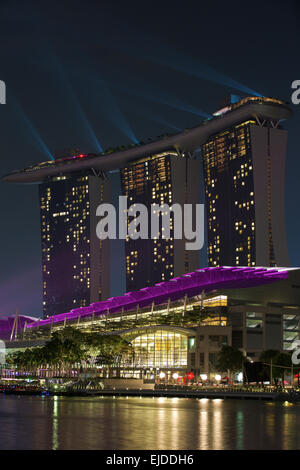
[0,395,300,450]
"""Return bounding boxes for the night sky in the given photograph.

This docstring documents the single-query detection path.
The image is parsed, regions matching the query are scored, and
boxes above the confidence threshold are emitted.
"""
[0,0,299,318]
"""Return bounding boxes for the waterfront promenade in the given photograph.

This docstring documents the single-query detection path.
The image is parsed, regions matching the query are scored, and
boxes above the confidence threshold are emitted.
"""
[0,383,298,401]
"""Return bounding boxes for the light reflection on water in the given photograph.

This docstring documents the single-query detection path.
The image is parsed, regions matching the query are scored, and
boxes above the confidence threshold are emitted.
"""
[1,395,300,450]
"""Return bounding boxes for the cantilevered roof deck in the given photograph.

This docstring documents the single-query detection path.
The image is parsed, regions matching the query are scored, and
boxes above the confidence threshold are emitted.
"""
[26,266,290,330]
[3,97,292,183]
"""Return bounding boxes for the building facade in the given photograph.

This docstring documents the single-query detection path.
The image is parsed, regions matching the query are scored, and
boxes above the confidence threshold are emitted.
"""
[202,97,290,267]
[3,95,292,319]
[19,266,300,381]
[120,151,200,291]
[40,172,111,317]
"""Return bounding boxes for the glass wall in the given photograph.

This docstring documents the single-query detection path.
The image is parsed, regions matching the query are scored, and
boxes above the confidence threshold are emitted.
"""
[131,330,188,369]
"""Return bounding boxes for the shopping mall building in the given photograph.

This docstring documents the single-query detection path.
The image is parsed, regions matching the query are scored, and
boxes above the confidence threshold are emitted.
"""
[3,266,300,381]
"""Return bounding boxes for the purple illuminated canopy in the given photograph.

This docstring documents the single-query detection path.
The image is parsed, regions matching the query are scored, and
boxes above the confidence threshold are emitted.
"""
[26,266,289,330]
[0,315,37,340]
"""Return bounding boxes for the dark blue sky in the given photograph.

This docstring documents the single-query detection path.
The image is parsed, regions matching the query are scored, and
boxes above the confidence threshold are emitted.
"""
[0,0,299,317]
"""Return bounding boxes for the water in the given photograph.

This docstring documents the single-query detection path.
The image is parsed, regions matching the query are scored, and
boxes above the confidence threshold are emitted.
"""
[0,395,300,450]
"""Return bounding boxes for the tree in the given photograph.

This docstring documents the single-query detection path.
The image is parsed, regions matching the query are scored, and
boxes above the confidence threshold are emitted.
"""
[8,327,87,376]
[93,335,134,376]
[46,327,87,373]
[259,350,293,384]
[216,345,245,377]
[259,350,280,363]
[8,327,134,378]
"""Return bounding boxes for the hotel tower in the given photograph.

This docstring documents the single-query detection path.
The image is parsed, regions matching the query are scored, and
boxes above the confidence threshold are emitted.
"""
[121,152,200,291]
[3,95,292,314]
[202,96,291,267]
[39,164,111,317]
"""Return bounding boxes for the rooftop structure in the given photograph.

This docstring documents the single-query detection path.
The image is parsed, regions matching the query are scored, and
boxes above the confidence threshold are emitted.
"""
[26,266,289,330]
[2,95,293,318]
[0,315,37,341]
[6,266,300,379]
[3,97,291,184]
